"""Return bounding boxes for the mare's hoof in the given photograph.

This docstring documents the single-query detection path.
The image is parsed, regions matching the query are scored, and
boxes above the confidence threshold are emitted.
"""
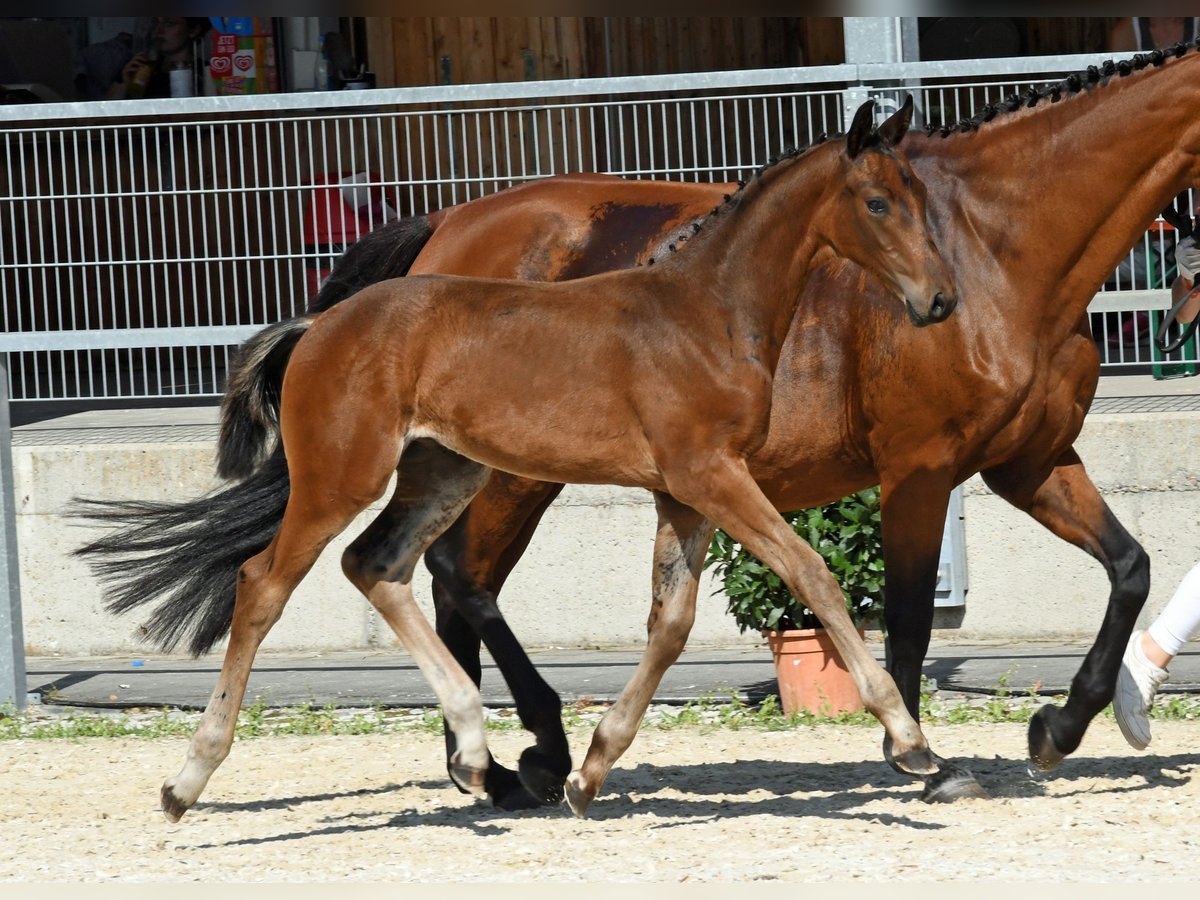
[517,747,567,806]
[1028,706,1066,772]
[564,771,593,818]
[920,764,989,803]
[486,763,544,811]
[160,784,189,823]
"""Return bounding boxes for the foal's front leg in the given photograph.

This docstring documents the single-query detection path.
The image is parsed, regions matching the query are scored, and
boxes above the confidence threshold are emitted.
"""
[671,456,941,779]
[566,492,713,817]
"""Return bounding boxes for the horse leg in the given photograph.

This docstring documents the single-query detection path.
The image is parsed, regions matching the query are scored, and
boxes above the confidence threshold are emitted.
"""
[980,449,1149,771]
[671,456,941,779]
[160,491,369,822]
[340,439,496,796]
[879,471,990,802]
[426,475,570,809]
[565,492,713,817]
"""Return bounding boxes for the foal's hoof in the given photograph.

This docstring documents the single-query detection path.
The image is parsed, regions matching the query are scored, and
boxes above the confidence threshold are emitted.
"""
[888,746,940,777]
[1027,705,1067,772]
[448,752,488,797]
[564,771,594,818]
[920,763,989,804]
[159,784,190,823]
[517,747,567,806]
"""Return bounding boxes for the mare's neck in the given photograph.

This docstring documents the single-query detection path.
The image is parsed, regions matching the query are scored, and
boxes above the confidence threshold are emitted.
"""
[916,49,1200,334]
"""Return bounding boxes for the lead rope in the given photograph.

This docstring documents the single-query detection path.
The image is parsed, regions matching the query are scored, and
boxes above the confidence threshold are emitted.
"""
[1155,202,1200,354]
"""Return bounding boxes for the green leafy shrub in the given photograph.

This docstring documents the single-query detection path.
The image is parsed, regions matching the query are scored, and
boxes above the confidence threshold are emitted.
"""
[705,487,885,633]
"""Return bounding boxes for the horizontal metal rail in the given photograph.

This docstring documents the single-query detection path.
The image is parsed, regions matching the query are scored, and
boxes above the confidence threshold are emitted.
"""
[0,50,1195,404]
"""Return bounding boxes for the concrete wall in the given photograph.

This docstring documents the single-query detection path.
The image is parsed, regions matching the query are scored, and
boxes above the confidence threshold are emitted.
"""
[10,407,1199,658]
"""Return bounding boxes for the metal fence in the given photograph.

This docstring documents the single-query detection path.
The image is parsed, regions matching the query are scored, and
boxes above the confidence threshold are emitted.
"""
[1,53,1197,406]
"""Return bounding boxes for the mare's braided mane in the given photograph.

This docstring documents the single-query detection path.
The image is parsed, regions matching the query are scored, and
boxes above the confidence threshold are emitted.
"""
[929,40,1196,137]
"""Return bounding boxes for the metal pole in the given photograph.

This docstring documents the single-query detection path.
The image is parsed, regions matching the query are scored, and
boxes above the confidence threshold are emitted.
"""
[0,358,26,712]
[842,17,921,124]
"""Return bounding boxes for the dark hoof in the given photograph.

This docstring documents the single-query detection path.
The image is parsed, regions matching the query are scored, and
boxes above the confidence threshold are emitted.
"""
[517,746,568,806]
[920,764,990,803]
[486,763,545,812]
[160,785,189,823]
[1028,705,1067,772]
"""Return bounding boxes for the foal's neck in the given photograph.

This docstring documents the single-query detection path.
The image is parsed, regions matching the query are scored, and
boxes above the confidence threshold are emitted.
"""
[663,143,836,358]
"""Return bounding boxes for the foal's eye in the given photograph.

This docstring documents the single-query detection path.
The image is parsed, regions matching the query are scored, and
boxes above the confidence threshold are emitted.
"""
[866,198,889,215]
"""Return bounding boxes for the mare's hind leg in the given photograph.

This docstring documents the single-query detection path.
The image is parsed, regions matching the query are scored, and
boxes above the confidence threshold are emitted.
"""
[981,449,1149,770]
[565,492,713,817]
[161,489,373,822]
[426,474,570,809]
[668,456,940,779]
[341,439,497,796]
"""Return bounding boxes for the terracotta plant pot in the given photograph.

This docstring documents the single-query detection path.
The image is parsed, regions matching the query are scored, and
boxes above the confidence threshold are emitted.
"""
[765,627,865,716]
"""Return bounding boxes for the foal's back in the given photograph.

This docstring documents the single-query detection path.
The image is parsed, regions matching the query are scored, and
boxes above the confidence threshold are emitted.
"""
[286,263,763,489]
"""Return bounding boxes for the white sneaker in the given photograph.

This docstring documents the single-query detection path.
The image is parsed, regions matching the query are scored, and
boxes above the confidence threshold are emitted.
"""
[1113,629,1169,750]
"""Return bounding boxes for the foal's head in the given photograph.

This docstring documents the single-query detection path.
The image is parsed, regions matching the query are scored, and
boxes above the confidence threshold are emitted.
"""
[828,97,957,327]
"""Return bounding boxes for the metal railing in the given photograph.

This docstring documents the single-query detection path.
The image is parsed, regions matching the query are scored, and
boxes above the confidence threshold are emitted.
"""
[0,54,1196,406]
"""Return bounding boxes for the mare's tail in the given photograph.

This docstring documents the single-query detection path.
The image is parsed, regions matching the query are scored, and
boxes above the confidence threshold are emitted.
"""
[307,213,435,314]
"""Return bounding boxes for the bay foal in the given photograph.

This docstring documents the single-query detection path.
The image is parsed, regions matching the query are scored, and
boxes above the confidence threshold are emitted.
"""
[149,99,955,821]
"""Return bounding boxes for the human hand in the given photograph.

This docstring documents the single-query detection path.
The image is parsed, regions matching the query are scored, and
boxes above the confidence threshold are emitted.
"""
[1175,233,1200,282]
[122,53,149,83]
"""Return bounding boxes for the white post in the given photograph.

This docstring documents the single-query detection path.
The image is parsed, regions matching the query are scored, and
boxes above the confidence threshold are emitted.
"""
[0,359,26,711]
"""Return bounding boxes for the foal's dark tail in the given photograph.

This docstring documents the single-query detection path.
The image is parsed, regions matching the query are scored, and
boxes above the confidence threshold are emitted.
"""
[217,316,315,481]
[71,212,437,656]
[72,316,314,656]
[71,452,292,656]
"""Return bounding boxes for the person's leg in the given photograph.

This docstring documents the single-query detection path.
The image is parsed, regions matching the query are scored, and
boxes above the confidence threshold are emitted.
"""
[1114,560,1200,749]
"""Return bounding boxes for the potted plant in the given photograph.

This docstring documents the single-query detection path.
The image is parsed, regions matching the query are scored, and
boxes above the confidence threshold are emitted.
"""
[705,487,886,716]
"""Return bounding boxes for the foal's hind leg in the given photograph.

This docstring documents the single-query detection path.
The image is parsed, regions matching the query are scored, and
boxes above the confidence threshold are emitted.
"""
[341,440,498,797]
[982,450,1149,771]
[160,492,370,822]
[565,492,713,817]
[426,474,571,808]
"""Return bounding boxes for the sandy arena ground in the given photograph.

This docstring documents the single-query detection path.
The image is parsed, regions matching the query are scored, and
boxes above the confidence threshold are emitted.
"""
[1,719,1198,883]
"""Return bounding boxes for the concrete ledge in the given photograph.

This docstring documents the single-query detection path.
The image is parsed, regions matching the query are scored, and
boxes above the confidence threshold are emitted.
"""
[11,377,1200,657]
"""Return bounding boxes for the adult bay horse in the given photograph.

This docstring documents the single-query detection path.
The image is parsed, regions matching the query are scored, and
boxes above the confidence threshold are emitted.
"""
[401,45,1200,813]
[79,101,957,822]
[77,45,1200,814]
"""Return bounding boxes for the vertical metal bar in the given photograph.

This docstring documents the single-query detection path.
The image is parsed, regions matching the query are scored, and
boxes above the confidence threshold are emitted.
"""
[0,358,26,712]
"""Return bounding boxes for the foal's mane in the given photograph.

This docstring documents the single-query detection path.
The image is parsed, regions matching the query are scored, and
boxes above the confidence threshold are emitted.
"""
[929,40,1198,138]
[647,130,884,265]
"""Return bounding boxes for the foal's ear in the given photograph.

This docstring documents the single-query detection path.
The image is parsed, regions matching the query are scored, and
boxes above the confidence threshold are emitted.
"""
[878,95,913,146]
[846,99,876,159]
